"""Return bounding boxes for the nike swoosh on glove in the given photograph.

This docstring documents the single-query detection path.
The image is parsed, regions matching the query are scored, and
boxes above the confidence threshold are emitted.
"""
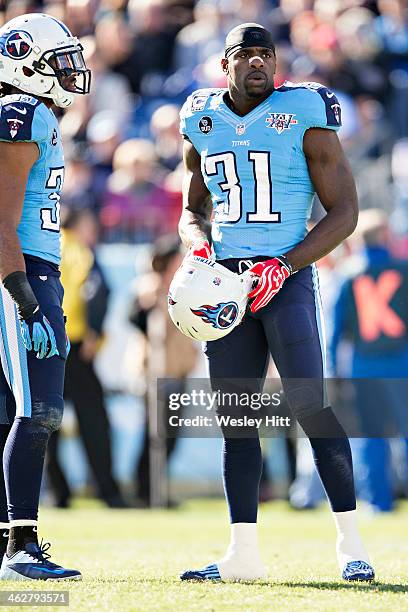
[189,241,212,260]
[248,257,292,313]
[20,308,59,359]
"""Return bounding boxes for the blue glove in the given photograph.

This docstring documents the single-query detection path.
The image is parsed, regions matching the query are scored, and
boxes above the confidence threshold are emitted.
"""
[20,308,59,359]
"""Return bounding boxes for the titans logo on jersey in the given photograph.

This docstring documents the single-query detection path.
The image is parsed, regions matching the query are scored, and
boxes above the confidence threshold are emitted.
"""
[0,94,64,264]
[180,82,342,260]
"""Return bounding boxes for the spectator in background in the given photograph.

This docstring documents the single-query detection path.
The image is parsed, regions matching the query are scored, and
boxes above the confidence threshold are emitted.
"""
[64,0,95,37]
[331,209,408,512]
[98,0,129,11]
[390,138,408,255]
[150,103,183,171]
[62,144,99,212]
[81,35,134,118]
[94,12,136,89]
[102,138,178,242]
[335,7,385,99]
[59,108,124,215]
[129,235,197,506]
[375,0,408,137]
[85,110,124,211]
[46,209,126,508]
[173,0,237,74]
[4,0,35,21]
[95,0,179,96]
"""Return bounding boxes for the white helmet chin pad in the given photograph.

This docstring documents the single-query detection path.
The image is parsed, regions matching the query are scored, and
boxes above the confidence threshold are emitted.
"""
[49,82,75,108]
[168,256,254,341]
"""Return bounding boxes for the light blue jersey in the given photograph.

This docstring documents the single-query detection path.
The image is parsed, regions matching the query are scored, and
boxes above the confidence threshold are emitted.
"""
[0,93,63,265]
[180,81,341,260]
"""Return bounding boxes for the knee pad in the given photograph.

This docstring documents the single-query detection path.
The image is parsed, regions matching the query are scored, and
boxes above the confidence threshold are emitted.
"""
[298,406,348,438]
[30,395,64,433]
[284,380,326,420]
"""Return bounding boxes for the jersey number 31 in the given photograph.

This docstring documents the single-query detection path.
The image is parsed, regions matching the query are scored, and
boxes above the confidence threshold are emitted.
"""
[41,167,64,232]
[205,151,280,223]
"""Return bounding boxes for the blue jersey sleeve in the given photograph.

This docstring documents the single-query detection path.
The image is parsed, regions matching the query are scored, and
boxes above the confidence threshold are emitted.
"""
[0,95,48,143]
[179,98,190,138]
[301,83,342,131]
[179,88,224,141]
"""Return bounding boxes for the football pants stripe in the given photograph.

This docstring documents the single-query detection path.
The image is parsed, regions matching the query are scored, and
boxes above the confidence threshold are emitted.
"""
[0,284,31,417]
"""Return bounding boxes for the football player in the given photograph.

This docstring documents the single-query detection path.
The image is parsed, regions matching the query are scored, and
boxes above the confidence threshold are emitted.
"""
[0,13,90,580]
[178,23,375,582]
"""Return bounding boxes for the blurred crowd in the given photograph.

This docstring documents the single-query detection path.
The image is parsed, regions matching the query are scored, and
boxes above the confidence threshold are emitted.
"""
[2,0,408,512]
[3,0,408,243]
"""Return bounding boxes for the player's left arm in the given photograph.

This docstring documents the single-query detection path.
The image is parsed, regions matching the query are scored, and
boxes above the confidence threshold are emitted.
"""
[248,128,358,313]
[285,128,358,271]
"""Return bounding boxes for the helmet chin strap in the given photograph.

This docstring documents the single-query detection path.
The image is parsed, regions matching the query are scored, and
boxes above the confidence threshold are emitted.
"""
[7,81,74,108]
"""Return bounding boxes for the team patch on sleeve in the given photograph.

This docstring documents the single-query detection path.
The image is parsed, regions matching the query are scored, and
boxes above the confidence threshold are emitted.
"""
[277,81,341,130]
[314,86,341,127]
[295,82,341,130]
[301,82,342,128]
[0,98,39,142]
[189,89,220,113]
[180,88,224,139]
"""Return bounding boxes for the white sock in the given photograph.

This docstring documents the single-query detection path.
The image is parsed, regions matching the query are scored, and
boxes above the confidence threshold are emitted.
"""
[9,520,37,528]
[216,523,266,580]
[333,510,370,570]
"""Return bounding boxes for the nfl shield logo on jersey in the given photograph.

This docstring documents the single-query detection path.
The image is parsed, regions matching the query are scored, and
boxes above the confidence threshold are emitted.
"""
[266,113,298,134]
[236,123,246,136]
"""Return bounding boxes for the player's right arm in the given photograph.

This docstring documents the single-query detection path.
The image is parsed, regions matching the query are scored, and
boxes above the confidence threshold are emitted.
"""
[0,139,58,359]
[0,140,39,306]
[178,138,213,257]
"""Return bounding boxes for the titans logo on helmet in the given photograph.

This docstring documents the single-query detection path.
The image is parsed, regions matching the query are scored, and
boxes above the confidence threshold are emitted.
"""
[191,302,239,329]
[1,31,33,59]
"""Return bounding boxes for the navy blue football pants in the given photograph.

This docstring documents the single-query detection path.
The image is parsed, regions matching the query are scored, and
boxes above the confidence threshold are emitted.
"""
[0,260,67,522]
[205,260,356,522]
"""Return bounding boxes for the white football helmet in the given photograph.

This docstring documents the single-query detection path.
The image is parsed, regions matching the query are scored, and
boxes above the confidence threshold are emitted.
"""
[168,256,254,341]
[0,13,91,108]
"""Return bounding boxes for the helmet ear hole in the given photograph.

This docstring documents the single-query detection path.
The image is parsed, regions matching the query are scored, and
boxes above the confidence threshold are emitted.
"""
[23,66,35,77]
[0,82,13,96]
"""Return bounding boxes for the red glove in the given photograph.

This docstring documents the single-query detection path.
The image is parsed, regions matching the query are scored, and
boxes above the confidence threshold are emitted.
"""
[189,241,212,259]
[248,256,293,313]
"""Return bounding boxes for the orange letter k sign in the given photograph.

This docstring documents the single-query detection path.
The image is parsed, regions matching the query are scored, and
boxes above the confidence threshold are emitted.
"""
[353,270,406,342]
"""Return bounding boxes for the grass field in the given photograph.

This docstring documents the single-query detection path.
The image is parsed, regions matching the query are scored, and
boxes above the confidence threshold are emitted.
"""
[1,499,407,611]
